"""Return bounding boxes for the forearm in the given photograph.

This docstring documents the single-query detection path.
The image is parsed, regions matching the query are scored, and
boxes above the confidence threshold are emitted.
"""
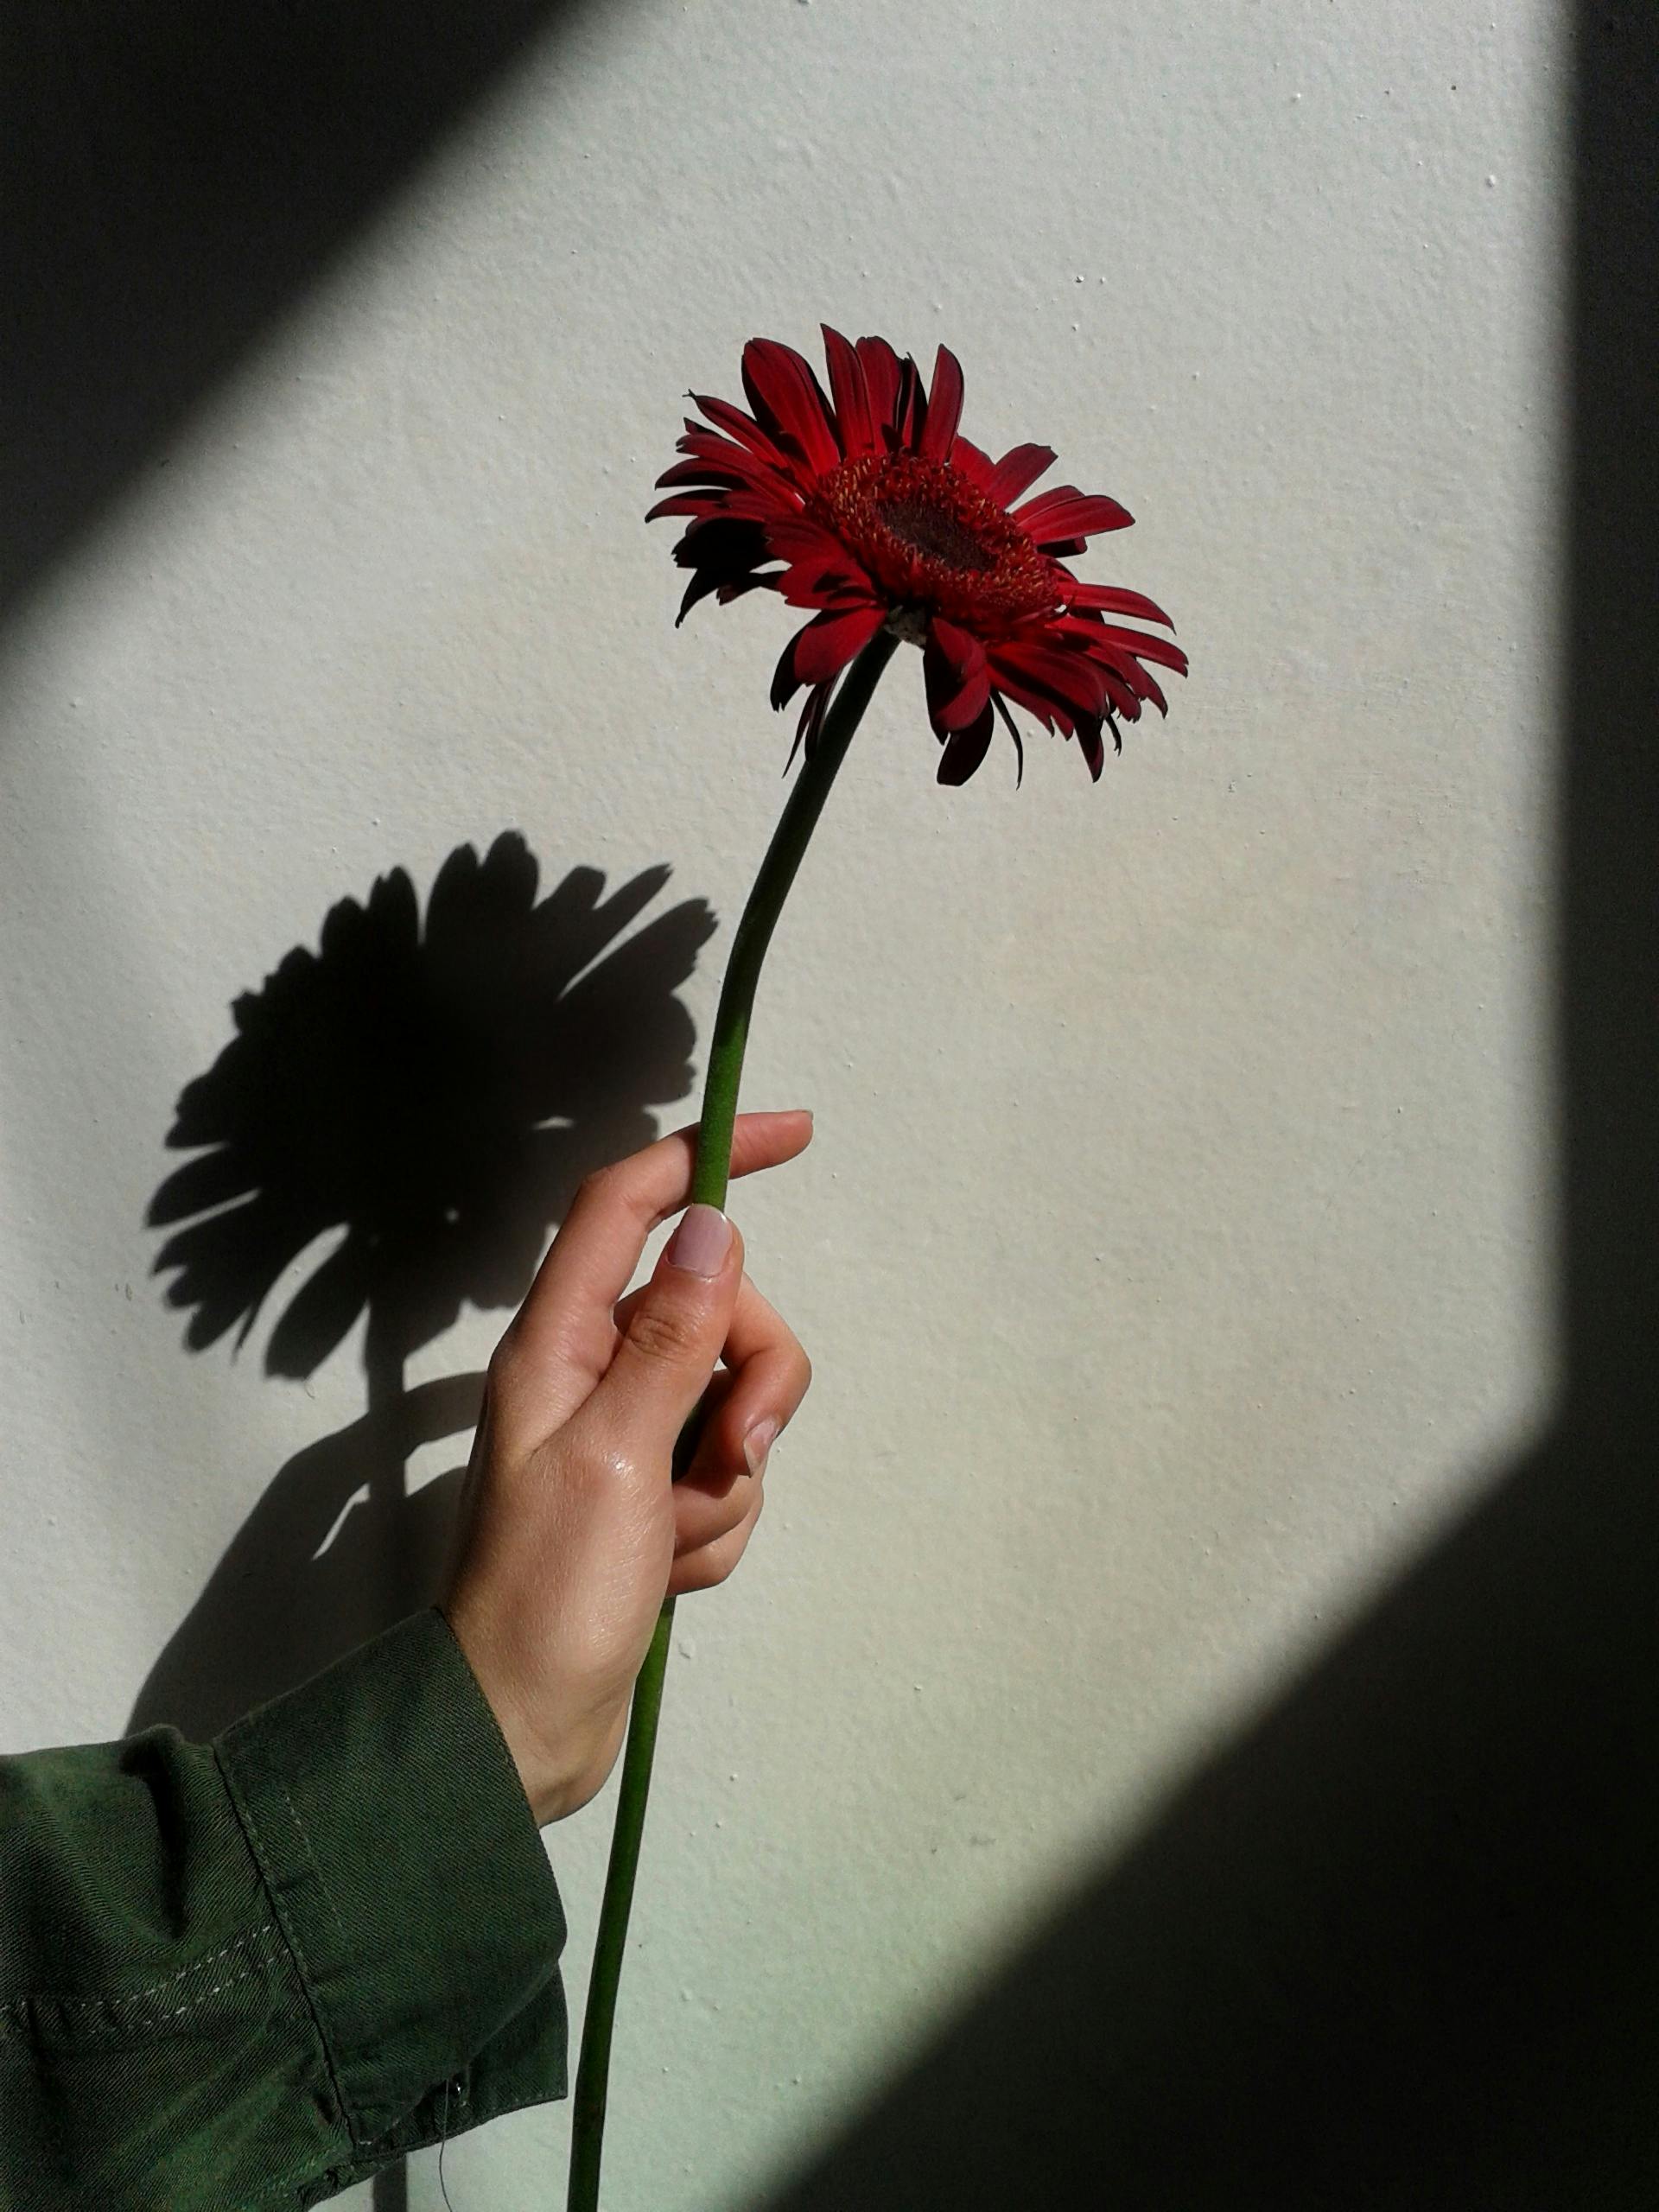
[1,1608,568,2210]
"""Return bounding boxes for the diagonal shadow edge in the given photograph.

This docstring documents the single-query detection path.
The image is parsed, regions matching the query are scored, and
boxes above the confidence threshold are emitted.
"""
[751,1421,1657,2212]
[747,8,1659,2209]
[0,0,607,632]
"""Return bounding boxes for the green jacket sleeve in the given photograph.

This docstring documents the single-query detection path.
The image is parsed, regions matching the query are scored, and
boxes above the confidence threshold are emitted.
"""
[0,1606,568,2211]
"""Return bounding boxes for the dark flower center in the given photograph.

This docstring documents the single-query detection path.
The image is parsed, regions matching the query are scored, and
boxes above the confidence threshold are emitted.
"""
[874,496,998,574]
[806,454,1060,632]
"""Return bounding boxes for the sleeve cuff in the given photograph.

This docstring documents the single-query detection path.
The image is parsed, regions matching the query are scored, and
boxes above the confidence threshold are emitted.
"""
[214,1605,567,2149]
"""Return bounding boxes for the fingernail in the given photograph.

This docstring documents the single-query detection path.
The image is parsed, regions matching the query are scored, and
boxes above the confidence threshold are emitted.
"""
[666,1204,732,1279]
[743,1417,779,1478]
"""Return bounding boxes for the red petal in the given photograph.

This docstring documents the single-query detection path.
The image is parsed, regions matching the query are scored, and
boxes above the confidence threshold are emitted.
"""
[1094,646,1159,702]
[822,325,878,455]
[1065,582,1175,627]
[1048,613,1163,664]
[645,492,728,522]
[1085,622,1189,675]
[917,345,965,462]
[671,430,795,488]
[988,664,1067,735]
[948,435,995,488]
[778,558,878,610]
[1062,640,1165,715]
[990,639,1112,723]
[991,690,1026,786]
[786,681,833,772]
[672,513,776,624]
[893,355,924,448]
[984,443,1055,506]
[772,604,886,707]
[709,574,775,613]
[771,632,807,712]
[766,515,879,604]
[930,614,982,681]
[925,619,991,733]
[711,486,798,524]
[653,458,751,492]
[763,515,858,566]
[937,702,995,785]
[1096,666,1144,721]
[677,567,747,624]
[1013,487,1135,541]
[1134,668,1169,715]
[692,392,791,470]
[856,336,906,442]
[742,339,842,477]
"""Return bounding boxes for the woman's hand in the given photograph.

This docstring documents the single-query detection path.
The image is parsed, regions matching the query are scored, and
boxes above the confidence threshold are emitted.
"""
[440,1110,814,1826]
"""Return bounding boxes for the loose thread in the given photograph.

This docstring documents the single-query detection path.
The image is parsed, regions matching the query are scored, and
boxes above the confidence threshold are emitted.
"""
[436,2076,458,2212]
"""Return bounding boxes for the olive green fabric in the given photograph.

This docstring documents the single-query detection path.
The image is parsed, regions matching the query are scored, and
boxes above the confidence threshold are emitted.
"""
[0,1606,568,2209]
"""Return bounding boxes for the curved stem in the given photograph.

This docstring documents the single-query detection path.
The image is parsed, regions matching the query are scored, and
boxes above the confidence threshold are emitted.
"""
[567,628,899,2211]
[685,629,900,1212]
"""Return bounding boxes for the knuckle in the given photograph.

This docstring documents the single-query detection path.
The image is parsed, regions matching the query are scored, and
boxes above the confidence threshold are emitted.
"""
[576,1163,616,1208]
[625,1300,706,1369]
[712,1490,749,1542]
[486,1331,524,1395]
[714,1518,753,1578]
[677,1522,748,1593]
[567,1437,636,1492]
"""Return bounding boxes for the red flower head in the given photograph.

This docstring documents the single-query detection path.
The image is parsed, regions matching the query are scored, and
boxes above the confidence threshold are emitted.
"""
[649,327,1186,785]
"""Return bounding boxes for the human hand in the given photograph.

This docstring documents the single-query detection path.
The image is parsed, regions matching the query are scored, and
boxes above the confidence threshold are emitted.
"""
[439,1110,814,1826]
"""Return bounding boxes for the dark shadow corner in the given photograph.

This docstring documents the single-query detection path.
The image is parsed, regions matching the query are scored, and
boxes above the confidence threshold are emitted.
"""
[1,0,595,631]
[747,9,1659,2209]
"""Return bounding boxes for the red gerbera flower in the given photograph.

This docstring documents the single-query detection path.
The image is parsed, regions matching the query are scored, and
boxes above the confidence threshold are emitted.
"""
[648,327,1186,785]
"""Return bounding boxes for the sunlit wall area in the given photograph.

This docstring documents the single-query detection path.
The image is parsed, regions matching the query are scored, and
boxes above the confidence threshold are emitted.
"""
[0,5,1561,2208]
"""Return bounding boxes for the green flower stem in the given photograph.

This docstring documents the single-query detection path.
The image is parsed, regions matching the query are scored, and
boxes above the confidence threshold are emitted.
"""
[567,626,899,2212]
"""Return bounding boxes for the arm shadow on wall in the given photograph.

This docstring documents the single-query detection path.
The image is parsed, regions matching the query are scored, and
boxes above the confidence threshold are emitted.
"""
[746,11,1659,2211]
[1,0,595,632]
[128,831,715,1743]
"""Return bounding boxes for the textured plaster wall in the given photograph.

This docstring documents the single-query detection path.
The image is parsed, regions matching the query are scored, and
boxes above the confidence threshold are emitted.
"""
[0,3,1560,2207]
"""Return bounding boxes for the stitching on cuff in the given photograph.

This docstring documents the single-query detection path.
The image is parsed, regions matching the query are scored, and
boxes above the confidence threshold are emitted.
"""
[0,1922,276,2019]
[99,1923,276,2007]
[215,1740,358,2148]
[278,1775,353,1969]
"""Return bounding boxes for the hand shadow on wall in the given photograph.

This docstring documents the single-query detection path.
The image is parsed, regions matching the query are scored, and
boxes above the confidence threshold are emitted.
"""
[127,1375,483,1742]
[128,831,715,1743]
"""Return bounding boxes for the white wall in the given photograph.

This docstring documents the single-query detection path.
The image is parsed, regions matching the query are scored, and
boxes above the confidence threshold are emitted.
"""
[0,3,1561,2206]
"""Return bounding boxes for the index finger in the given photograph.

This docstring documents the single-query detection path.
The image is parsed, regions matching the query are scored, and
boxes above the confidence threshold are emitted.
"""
[499,1109,814,1418]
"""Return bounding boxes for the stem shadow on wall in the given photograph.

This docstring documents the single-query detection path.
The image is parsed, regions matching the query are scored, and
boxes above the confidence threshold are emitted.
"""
[129,833,715,1743]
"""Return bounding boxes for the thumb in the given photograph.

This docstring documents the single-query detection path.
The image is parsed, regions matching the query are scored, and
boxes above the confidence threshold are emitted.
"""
[582,1204,744,1462]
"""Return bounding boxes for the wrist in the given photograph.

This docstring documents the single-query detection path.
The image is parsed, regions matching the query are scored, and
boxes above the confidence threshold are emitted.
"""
[491,1709,586,1829]
[437,1601,619,1822]
[439,1599,591,1827]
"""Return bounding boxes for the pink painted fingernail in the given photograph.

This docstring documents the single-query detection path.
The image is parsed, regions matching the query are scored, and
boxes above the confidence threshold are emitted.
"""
[743,1418,779,1478]
[666,1204,732,1278]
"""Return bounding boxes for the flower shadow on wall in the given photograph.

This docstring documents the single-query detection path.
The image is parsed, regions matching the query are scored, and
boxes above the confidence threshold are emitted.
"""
[129,832,715,1742]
